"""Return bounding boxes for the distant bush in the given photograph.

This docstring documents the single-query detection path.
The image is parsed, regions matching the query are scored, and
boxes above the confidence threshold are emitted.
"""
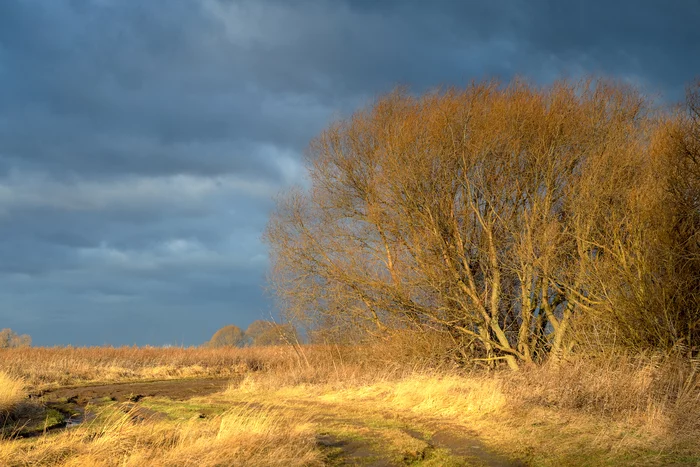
[245,320,297,346]
[207,325,246,348]
[0,328,31,349]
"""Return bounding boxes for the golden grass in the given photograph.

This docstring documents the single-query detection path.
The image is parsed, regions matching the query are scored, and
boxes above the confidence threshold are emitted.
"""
[0,345,311,390]
[0,371,25,418]
[317,375,669,465]
[0,341,451,391]
[0,404,322,466]
[1,344,699,466]
[231,351,700,466]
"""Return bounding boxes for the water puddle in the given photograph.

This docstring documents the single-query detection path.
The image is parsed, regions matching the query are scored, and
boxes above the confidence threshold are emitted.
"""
[64,406,93,428]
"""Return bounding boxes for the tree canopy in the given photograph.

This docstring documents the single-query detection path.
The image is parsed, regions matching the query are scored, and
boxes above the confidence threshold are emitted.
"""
[266,78,700,369]
[206,325,245,348]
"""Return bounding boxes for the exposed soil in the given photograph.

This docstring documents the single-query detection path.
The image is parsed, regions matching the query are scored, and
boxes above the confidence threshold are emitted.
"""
[35,377,232,405]
[426,427,525,467]
[317,432,395,467]
[21,378,524,466]
[5,377,231,439]
[315,422,524,466]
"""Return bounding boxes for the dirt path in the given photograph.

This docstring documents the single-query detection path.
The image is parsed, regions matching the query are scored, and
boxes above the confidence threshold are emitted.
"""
[6,378,232,438]
[29,378,524,466]
[293,402,524,466]
[35,377,232,404]
[419,424,525,467]
[314,419,523,466]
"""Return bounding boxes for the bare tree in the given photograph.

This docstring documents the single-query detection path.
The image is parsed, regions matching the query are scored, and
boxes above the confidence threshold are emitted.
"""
[267,79,698,368]
[650,80,700,354]
[0,328,31,348]
[245,320,297,346]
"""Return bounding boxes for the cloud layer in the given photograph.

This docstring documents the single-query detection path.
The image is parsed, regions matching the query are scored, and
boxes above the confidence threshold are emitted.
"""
[0,0,698,345]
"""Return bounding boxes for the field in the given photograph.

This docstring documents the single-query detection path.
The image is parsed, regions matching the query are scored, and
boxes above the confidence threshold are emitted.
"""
[1,345,699,466]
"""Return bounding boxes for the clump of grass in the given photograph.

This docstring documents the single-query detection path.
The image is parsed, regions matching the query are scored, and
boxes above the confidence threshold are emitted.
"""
[0,371,25,420]
[499,352,700,450]
[0,404,323,466]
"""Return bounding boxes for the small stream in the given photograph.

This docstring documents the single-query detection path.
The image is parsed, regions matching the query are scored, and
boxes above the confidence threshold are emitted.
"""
[63,406,93,428]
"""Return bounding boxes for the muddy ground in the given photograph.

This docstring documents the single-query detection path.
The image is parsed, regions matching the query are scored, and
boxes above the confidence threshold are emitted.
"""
[34,376,232,404]
[20,378,524,466]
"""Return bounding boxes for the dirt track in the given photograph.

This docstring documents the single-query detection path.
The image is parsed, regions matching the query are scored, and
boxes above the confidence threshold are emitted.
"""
[36,377,233,404]
[30,378,523,466]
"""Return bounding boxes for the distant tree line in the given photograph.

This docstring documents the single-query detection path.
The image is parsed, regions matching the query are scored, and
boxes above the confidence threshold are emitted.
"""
[206,320,297,348]
[0,328,31,348]
[265,78,700,370]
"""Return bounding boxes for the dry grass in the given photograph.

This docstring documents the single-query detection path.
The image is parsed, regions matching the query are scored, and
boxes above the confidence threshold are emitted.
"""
[0,404,321,466]
[505,353,700,418]
[0,372,26,419]
[232,350,700,466]
[0,339,455,391]
[1,345,699,465]
[0,345,313,390]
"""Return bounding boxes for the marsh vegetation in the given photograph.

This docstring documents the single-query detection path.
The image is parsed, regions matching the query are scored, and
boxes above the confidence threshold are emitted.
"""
[0,343,698,465]
[2,77,699,466]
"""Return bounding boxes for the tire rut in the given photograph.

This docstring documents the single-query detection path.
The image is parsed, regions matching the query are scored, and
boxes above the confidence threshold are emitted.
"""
[287,399,525,466]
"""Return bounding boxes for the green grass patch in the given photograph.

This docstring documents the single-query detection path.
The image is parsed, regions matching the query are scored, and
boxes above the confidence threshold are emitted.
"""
[139,398,228,420]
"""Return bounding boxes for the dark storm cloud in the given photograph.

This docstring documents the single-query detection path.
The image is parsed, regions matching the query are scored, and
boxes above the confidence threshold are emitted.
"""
[340,0,700,97]
[0,0,328,179]
[522,0,700,89]
[0,0,697,345]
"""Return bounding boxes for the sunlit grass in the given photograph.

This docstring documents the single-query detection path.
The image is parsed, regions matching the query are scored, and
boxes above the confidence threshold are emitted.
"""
[0,345,317,390]
[0,403,322,467]
[1,345,698,466]
[226,354,700,466]
[0,371,25,418]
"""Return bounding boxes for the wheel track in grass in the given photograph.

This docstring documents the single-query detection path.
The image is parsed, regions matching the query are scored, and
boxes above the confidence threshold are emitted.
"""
[23,378,525,466]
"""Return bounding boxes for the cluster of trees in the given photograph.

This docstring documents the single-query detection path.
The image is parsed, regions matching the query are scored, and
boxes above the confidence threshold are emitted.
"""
[206,320,297,348]
[0,328,31,348]
[266,78,700,370]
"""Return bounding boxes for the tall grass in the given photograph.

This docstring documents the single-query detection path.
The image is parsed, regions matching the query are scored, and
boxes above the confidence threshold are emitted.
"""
[0,371,25,419]
[0,404,322,466]
[0,343,444,390]
[2,343,699,465]
[231,346,700,463]
[0,346,310,389]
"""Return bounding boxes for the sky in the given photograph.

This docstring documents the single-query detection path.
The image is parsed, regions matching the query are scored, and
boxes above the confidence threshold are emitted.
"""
[0,0,699,346]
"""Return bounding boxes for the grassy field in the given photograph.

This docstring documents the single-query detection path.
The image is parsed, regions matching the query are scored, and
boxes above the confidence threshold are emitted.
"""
[1,345,699,466]
[0,345,303,388]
